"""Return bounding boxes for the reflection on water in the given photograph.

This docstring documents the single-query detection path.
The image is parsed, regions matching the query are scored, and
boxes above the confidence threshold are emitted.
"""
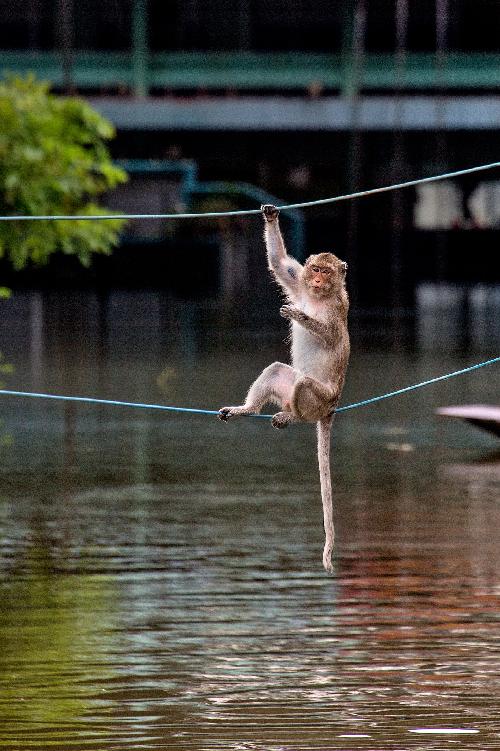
[0,547,117,732]
[0,291,499,750]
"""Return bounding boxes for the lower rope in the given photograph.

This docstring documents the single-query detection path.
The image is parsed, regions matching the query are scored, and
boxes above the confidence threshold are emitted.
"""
[0,356,497,418]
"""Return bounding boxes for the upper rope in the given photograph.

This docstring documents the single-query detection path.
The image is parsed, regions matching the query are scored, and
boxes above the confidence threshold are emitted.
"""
[0,162,498,221]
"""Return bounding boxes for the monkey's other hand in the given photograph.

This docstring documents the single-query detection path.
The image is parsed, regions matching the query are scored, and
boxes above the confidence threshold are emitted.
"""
[280,304,303,321]
[261,204,280,222]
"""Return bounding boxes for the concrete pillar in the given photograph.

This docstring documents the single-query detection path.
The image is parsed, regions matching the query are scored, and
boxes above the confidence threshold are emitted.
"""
[342,0,366,99]
[132,0,148,98]
[56,0,74,92]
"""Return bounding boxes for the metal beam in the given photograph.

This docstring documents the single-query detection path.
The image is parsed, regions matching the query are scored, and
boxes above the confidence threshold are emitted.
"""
[132,0,148,97]
[89,96,500,130]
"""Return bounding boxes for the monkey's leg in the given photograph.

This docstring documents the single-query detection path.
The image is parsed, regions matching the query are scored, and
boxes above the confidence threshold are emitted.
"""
[219,362,296,422]
[291,376,337,422]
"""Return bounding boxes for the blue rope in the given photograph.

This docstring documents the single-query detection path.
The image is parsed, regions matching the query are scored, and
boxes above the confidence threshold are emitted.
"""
[0,163,497,417]
[0,356,497,418]
[334,356,500,413]
[0,162,498,221]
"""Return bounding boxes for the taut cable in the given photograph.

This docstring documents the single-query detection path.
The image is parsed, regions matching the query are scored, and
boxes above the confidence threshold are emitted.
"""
[0,162,498,222]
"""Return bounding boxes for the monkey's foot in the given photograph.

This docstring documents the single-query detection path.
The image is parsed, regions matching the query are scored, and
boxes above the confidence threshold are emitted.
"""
[271,411,292,430]
[218,406,251,421]
[261,204,280,222]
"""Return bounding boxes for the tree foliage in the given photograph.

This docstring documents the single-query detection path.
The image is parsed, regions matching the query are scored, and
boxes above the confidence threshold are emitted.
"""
[0,76,127,270]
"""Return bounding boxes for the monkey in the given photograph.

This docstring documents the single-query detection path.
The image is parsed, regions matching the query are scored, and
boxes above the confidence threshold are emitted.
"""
[218,204,350,573]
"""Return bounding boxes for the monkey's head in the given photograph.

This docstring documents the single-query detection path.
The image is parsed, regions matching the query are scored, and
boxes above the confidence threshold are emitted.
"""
[303,252,348,298]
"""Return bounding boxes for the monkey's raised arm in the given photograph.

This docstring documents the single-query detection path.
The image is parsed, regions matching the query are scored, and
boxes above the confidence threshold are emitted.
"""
[261,205,303,299]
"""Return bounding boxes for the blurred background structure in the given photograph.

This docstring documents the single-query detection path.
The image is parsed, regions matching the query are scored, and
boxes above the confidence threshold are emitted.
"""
[1,6,499,748]
[0,0,499,313]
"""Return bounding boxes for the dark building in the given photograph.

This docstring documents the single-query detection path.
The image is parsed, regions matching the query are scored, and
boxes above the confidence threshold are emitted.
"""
[0,0,499,309]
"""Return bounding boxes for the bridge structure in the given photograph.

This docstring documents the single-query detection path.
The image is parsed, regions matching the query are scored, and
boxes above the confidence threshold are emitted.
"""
[2,50,499,96]
[0,0,498,131]
[1,50,499,131]
[0,0,498,310]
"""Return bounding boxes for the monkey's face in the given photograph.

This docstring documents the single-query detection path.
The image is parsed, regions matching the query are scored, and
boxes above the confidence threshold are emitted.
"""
[303,253,347,297]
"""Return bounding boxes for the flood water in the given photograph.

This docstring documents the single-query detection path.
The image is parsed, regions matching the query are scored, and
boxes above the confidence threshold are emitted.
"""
[0,290,499,750]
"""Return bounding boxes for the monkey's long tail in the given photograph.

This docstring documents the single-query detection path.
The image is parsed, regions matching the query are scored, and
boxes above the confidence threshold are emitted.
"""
[317,414,335,574]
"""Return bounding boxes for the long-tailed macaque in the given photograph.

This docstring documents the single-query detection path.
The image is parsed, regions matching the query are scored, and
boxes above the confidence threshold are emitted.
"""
[218,204,350,573]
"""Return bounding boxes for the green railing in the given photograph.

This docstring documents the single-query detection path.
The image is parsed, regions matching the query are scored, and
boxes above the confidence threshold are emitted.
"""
[1,51,498,96]
[118,160,305,258]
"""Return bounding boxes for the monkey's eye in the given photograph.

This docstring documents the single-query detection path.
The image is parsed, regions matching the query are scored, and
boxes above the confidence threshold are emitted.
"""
[311,266,320,273]
[320,268,331,276]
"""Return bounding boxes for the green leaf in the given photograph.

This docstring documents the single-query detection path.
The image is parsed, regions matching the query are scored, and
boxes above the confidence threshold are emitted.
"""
[0,74,128,270]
